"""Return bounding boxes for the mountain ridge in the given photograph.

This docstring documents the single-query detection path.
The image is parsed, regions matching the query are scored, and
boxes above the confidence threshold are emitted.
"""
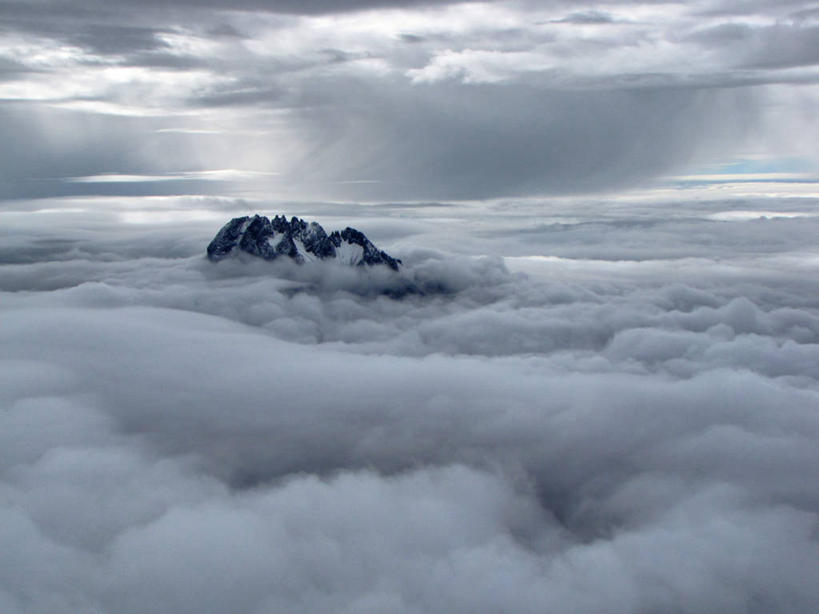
[207,215,401,271]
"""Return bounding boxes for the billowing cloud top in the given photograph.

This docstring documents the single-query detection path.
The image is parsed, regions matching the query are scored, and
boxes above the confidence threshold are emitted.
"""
[1,0,818,200]
[3,193,819,612]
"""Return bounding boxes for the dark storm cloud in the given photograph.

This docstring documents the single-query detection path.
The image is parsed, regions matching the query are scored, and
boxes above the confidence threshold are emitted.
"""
[686,22,819,70]
[0,0,481,20]
[119,0,482,14]
[0,57,40,80]
[190,82,288,107]
[692,0,814,17]
[399,33,426,43]
[550,10,617,24]
[288,80,752,200]
[69,24,172,56]
[0,3,171,56]
[791,6,819,23]
[1,0,817,200]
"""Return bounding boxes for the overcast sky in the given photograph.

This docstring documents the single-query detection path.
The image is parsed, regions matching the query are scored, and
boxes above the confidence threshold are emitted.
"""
[2,0,819,200]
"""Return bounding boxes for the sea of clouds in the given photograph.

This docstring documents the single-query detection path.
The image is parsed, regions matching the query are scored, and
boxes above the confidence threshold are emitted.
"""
[2,194,819,613]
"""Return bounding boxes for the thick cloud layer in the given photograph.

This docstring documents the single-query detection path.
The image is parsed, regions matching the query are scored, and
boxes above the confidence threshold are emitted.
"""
[1,0,817,200]
[3,195,819,612]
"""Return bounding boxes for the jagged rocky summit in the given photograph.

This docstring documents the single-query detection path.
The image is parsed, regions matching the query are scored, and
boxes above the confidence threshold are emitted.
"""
[207,214,401,271]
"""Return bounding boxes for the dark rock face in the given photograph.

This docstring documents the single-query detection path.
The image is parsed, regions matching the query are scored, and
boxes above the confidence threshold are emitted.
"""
[206,217,248,261]
[206,215,401,271]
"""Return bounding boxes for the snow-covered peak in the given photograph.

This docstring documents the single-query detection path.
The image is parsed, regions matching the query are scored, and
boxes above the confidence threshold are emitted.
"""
[206,215,401,271]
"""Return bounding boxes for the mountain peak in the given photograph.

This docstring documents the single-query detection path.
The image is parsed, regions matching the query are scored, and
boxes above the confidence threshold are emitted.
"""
[207,215,401,271]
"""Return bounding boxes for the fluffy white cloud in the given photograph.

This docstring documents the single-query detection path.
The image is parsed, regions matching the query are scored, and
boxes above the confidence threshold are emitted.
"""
[2,194,819,612]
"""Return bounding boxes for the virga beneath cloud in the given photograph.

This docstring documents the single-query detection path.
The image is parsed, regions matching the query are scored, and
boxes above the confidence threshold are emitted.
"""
[0,0,818,200]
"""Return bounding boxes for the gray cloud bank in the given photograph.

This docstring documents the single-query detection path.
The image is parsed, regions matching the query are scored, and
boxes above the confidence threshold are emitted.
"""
[3,195,819,612]
[1,0,818,200]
